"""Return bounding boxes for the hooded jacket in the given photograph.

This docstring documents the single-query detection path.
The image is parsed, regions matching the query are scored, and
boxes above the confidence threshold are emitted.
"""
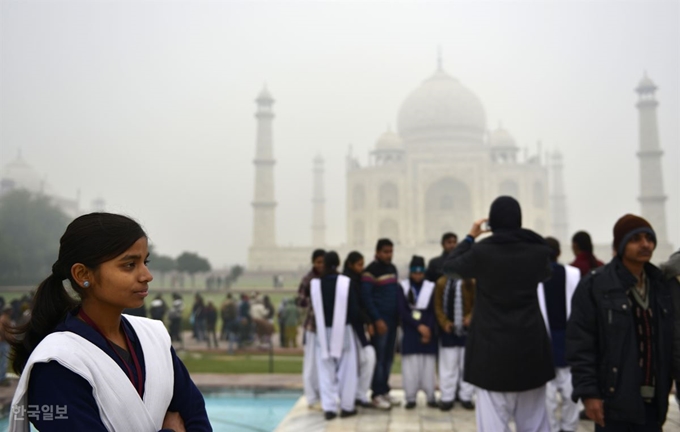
[442,196,554,391]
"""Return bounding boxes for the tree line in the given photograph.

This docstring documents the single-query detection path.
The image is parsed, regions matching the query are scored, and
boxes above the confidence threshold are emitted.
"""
[0,189,239,288]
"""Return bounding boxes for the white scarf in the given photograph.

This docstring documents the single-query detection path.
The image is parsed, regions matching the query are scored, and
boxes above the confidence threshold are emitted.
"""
[453,280,464,336]
[311,275,350,360]
[538,264,581,333]
[400,279,435,310]
[9,315,174,432]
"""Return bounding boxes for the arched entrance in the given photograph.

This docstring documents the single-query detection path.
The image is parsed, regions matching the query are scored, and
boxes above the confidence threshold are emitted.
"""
[425,178,472,243]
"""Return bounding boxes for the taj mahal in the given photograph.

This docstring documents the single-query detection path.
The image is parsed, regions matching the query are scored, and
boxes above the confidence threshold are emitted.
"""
[0,58,671,274]
[246,59,671,273]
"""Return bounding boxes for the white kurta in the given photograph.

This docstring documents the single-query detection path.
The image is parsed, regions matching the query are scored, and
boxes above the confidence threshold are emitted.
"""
[354,334,376,403]
[311,276,357,413]
[476,386,550,432]
[302,330,320,405]
[538,264,581,432]
[438,345,474,403]
[401,354,436,403]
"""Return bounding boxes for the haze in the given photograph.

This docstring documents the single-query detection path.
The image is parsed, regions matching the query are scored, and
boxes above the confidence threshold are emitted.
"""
[1,0,678,268]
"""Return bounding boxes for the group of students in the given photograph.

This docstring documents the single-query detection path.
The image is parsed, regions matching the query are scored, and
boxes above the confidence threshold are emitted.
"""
[297,195,680,432]
[296,236,478,420]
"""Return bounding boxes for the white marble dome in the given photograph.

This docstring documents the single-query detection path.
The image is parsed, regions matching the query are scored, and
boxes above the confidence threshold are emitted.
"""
[397,68,487,142]
[375,128,403,151]
[1,153,44,193]
[489,126,517,148]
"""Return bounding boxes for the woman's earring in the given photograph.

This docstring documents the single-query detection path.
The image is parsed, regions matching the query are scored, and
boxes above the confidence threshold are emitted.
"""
[83,281,90,288]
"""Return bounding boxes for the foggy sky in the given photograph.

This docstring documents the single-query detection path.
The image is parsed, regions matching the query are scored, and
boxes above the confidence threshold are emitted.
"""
[1,0,678,269]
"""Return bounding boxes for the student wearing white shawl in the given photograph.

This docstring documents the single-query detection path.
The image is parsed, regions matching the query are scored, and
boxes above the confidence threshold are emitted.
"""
[7,213,211,432]
[310,252,362,421]
[397,255,439,409]
[342,251,376,409]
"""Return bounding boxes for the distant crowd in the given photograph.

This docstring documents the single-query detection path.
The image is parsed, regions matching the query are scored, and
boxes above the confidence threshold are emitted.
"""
[121,291,303,353]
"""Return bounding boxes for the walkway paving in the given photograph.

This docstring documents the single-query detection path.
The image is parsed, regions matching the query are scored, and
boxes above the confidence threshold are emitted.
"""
[275,391,680,432]
[1,369,678,431]
[2,328,678,431]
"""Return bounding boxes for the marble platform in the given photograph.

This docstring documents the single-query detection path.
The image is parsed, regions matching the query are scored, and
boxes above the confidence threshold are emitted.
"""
[275,390,680,432]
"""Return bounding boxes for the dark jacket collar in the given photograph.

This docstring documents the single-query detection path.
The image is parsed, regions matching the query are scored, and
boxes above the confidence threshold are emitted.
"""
[479,228,546,246]
[612,256,663,288]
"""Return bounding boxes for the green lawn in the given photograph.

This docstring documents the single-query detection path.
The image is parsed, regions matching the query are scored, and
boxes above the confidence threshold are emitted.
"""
[178,352,304,374]
[177,351,403,375]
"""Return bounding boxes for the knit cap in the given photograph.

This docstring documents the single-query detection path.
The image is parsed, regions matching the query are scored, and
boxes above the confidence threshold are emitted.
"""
[409,255,426,273]
[613,214,656,256]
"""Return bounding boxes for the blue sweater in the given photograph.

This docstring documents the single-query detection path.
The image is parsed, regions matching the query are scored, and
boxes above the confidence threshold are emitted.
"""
[26,311,212,431]
[397,280,438,355]
[361,260,400,324]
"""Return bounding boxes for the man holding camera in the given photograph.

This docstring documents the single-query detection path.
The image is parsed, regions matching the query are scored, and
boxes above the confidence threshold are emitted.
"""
[443,196,554,431]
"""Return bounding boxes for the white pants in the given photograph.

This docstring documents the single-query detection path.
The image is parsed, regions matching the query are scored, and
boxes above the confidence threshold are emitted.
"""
[438,346,475,403]
[316,326,358,412]
[402,354,436,403]
[476,386,550,432]
[546,368,579,432]
[355,337,376,403]
[303,330,320,405]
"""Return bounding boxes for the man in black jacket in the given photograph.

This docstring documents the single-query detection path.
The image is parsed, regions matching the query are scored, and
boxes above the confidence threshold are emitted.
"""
[661,250,680,406]
[566,214,674,431]
[660,249,680,411]
[443,196,554,431]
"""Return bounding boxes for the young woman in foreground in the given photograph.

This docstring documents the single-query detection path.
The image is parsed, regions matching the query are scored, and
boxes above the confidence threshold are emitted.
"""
[8,213,212,431]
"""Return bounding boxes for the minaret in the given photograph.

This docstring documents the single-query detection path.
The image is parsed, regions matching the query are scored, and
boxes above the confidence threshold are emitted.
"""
[92,197,106,212]
[251,86,277,248]
[635,73,670,251]
[549,150,569,247]
[311,154,326,246]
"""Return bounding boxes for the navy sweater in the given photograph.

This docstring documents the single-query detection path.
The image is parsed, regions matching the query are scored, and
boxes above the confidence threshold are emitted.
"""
[397,280,438,355]
[344,269,372,347]
[26,311,212,431]
[361,260,400,324]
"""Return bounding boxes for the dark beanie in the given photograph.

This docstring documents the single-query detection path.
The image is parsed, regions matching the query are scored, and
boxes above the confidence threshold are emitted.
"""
[489,196,522,231]
[613,214,656,256]
[409,255,426,273]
